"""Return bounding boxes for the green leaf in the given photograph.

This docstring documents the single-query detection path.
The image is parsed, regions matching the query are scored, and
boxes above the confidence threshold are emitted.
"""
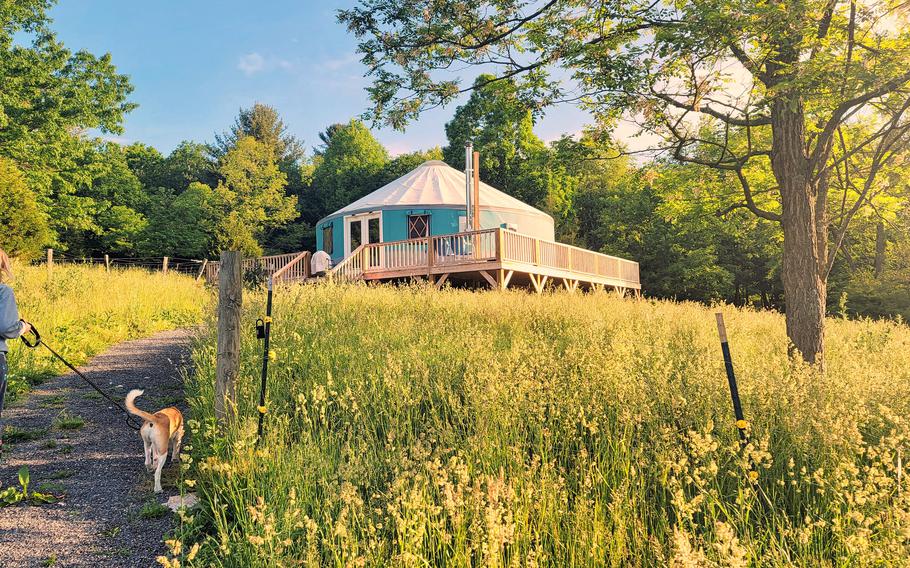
[17,466,29,493]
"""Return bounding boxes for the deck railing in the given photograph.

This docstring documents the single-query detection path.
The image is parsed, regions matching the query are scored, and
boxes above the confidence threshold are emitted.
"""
[206,229,640,289]
[501,231,640,286]
[329,244,367,282]
[351,228,639,288]
[204,251,311,284]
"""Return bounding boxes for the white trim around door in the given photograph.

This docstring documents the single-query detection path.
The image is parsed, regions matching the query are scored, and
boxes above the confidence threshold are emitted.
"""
[343,211,383,258]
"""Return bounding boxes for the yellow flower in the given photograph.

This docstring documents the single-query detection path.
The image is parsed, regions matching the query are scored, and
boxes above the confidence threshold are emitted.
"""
[268,350,277,361]
[257,405,268,414]
[184,479,196,488]
[748,471,759,482]
[156,556,180,568]
[165,539,183,556]
[735,420,748,430]
[186,543,200,562]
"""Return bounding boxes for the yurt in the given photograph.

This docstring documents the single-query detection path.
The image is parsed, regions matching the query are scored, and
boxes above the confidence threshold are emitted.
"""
[315,160,555,262]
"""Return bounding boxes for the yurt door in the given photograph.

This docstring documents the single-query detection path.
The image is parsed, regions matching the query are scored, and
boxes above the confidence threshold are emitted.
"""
[344,212,383,260]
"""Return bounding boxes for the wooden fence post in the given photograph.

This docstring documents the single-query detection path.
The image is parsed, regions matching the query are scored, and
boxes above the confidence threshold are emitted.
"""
[46,248,53,275]
[104,254,110,272]
[215,251,242,428]
[162,256,169,274]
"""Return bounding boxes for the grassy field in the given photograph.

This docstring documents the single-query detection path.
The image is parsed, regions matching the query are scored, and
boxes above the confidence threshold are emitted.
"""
[2,263,209,402]
[174,283,910,567]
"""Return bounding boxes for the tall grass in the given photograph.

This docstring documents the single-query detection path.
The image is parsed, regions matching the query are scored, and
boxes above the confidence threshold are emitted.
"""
[3,263,209,400]
[174,283,910,567]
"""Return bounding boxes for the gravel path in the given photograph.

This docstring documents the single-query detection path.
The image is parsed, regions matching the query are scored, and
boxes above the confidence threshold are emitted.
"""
[0,329,194,568]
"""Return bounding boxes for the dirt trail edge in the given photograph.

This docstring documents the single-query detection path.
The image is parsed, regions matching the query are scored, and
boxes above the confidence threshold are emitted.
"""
[0,329,194,568]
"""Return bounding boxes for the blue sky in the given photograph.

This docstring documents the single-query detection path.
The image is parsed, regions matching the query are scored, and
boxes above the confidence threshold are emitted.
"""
[48,0,598,156]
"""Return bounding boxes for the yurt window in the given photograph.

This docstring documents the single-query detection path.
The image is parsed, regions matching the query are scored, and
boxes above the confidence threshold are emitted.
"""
[322,225,334,255]
[408,215,430,239]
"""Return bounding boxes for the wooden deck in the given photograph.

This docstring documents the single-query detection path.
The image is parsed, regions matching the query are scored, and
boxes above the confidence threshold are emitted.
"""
[329,228,640,294]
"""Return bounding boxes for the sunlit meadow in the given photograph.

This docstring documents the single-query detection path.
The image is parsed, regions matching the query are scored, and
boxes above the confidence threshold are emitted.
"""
[172,283,910,567]
[3,263,209,401]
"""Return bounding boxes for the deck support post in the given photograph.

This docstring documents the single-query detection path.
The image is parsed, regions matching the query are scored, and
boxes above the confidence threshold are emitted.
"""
[501,270,514,290]
[615,286,627,298]
[435,273,450,289]
[563,278,578,293]
[479,270,497,289]
[529,273,542,294]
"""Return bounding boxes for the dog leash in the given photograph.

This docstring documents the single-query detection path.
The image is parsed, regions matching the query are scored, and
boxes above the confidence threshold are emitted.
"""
[20,322,142,431]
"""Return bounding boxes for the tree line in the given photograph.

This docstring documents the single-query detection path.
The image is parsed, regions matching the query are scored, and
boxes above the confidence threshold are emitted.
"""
[1,1,907,333]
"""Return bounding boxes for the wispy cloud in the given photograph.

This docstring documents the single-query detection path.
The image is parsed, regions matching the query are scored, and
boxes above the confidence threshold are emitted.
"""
[238,52,267,76]
[237,52,296,77]
[315,52,360,72]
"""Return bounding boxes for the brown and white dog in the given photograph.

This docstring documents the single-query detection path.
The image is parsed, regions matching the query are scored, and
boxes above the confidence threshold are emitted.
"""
[125,389,184,493]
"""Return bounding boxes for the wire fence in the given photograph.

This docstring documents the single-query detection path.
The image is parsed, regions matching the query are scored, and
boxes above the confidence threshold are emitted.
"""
[39,250,208,277]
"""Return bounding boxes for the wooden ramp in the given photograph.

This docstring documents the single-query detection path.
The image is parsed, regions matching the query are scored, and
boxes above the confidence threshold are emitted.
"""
[329,228,641,294]
[203,251,311,285]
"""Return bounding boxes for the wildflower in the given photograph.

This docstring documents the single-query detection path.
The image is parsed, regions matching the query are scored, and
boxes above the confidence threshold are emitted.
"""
[186,543,200,562]
[156,556,180,568]
[257,405,268,414]
[165,539,183,556]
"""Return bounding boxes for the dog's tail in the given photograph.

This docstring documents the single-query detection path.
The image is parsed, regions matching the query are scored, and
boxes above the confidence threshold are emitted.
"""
[125,389,157,424]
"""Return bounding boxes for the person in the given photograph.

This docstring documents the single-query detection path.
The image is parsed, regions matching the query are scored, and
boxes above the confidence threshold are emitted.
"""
[0,249,31,456]
[310,249,332,278]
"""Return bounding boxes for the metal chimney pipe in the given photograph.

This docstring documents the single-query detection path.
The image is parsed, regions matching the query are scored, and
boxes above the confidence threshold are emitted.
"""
[465,142,473,230]
[473,151,480,230]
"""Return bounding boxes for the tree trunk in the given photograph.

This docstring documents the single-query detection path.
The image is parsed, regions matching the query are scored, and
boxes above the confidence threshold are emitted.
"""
[874,221,886,278]
[771,96,827,367]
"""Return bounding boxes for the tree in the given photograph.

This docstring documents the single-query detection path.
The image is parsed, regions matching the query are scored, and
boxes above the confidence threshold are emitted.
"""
[57,143,148,256]
[377,148,443,185]
[310,120,388,218]
[211,103,304,170]
[0,157,52,259]
[0,1,135,248]
[206,137,297,256]
[138,184,215,258]
[340,0,910,366]
[127,141,216,192]
[124,143,165,188]
[442,75,572,219]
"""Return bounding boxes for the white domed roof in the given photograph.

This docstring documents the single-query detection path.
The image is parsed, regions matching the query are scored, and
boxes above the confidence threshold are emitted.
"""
[323,160,554,222]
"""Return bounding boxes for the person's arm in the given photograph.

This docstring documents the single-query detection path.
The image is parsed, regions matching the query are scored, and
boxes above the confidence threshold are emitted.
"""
[0,288,24,340]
